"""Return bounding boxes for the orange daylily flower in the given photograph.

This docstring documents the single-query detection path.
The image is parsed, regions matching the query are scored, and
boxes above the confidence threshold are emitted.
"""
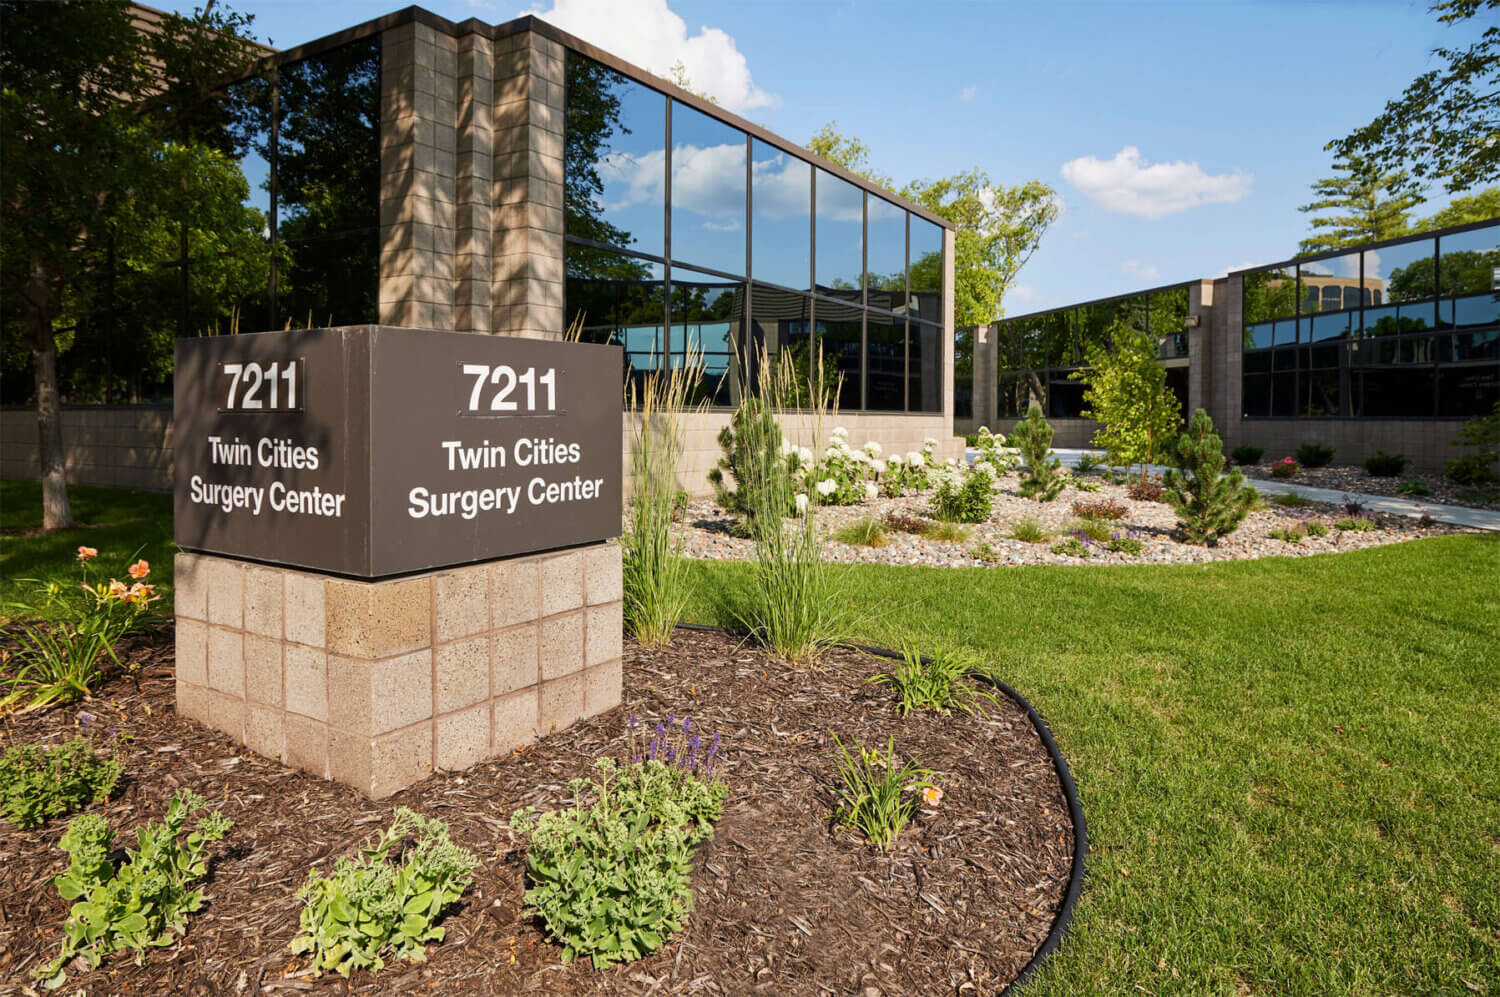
[108,579,129,598]
[128,559,150,579]
[77,546,99,562]
[922,785,944,806]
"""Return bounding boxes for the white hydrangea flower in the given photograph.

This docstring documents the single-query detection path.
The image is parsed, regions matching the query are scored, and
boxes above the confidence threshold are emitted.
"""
[816,478,838,496]
[924,437,939,448]
[799,447,814,464]
[907,451,925,466]
[864,481,879,500]
[831,426,849,439]
[887,453,904,467]
[794,493,809,515]
[945,457,957,467]
[781,437,797,456]
[977,426,989,435]
[825,445,841,460]
[863,441,882,457]
[871,459,887,475]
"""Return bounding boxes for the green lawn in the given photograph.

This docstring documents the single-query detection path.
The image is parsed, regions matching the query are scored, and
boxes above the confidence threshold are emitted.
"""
[1,480,176,617]
[682,538,1500,996]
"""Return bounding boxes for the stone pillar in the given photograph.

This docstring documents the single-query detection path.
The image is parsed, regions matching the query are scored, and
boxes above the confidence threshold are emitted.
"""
[939,227,957,422]
[973,323,998,430]
[1187,280,1213,419]
[454,32,496,334]
[1216,275,1243,447]
[175,544,622,798]
[493,30,565,340]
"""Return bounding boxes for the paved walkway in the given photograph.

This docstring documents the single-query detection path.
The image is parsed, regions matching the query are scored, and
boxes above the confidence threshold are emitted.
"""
[967,447,1500,533]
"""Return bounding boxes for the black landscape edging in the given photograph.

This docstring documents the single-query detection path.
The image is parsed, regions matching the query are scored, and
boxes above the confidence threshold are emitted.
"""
[671,623,1088,995]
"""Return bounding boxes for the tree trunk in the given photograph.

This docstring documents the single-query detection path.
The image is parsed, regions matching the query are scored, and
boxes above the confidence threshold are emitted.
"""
[26,256,74,531]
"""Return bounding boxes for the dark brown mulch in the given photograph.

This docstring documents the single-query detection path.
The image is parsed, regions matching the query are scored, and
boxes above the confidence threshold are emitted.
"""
[0,625,1073,996]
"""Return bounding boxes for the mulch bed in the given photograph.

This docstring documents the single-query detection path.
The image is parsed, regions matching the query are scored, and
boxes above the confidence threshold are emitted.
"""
[0,623,1073,996]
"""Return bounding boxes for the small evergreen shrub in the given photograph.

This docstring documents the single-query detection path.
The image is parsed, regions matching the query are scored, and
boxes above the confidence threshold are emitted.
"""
[1071,498,1127,521]
[1363,451,1410,477]
[1163,410,1259,546]
[1295,442,1336,468]
[1269,457,1300,479]
[869,644,997,717]
[831,735,935,851]
[0,736,120,830]
[930,462,996,523]
[834,518,890,547]
[35,791,231,988]
[1398,479,1432,496]
[1232,445,1264,466]
[1008,517,1050,543]
[706,397,791,528]
[1074,452,1107,474]
[291,808,478,977]
[1011,403,1065,502]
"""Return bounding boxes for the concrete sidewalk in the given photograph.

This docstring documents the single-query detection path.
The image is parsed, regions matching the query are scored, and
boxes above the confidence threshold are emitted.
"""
[968,447,1500,533]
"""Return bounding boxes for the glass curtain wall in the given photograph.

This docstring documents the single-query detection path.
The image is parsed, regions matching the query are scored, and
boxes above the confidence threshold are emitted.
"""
[561,49,945,412]
[1240,220,1498,419]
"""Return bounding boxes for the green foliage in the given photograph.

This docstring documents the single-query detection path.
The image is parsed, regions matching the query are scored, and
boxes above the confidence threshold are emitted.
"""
[930,462,996,523]
[830,735,936,851]
[290,808,478,978]
[1070,319,1183,476]
[1011,403,1065,502]
[868,644,997,718]
[806,122,894,188]
[1067,519,1114,543]
[1272,491,1314,507]
[1050,537,1091,558]
[1298,152,1419,254]
[1414,188,1500,230]
[1270,457,1301,479]
[1364,451,1411,477]
[0,737,120,830]
[1446,453,1498,486]
[1296,443,1337,468]
[1071,499,1127,521]
[510,757,725,969]
[968,542,1002,564]
[1398,479,1433,496]
[1163,410,1259,546]
[970,425,1020,473]
[1105,535,1145,556]
[36,790,232,988]
[1335,514,1378,533]
[1008,517,1051,543]
[1126,476,1165,502]
[834,518,890,547]
[1071,478,1101,493]
[707,397,790,529]
[1232,446,1265,466]
[1447,400,1500,483]
[882,513,967,541]
[1075,452,1107,474]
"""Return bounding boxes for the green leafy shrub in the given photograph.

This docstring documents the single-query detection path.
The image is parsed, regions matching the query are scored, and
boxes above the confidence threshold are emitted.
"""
[1163,410,1259,546]
[1363,451,1410,477]
[930,462,996,523]
[884,513,968,541]
[1008,517,1051,543]
[1268,525,1304,544]
[1397,479,1432,496]
[36,790,232,988]
[970,426,1019,473]
[1071,498,1127,521]
[1011,403,1065,502]
[834,518,889,547]
[1335,513,1377,532]
[1446,400,1499,484]
[1071,478,1100,492]
[830,735,935,851]
[1105,534,1145,555]
[1050,536,1091,558]
[1307,521,1331,537]
[1272,490,1313,507]
[879,442,938,497]
[1295,442,1336,467]
[511,753,726,969]
[290,808,477,978]
[1232,445,1265,466]
[1445,453,1498,486]
[868,644,996,718]
[0,736,120,830]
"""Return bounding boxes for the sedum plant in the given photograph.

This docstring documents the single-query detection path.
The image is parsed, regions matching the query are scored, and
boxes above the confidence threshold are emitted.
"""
[36,790,232,988]
[1010,403,1065,502]
[291,808,478,978]
[1162,409,1259,546]
[830,735,936,851]
[511,754,726,970]
[0,736,120,830]
[868,644,997,718]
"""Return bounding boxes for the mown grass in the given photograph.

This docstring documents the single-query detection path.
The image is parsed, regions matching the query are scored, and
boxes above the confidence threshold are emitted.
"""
[1,481,176,618]
[682,536,1500,996]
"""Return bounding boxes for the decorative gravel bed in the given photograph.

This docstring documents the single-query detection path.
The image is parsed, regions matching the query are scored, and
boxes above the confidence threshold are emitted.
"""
[674,471,1471,568]
[1238,463,1499,509]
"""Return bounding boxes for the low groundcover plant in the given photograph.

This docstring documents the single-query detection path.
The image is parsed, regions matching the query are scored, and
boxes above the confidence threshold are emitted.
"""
[0,735,120,830]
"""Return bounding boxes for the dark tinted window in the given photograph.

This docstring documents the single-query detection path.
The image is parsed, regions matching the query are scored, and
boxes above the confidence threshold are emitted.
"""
[866,314,904,411]
[866,196,906,307]
[909,215,943,324]
[750,140,809,291]
[814,168,863,295]
[669,102,745,276]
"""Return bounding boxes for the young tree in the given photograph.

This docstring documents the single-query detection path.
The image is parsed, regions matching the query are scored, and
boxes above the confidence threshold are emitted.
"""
[1010,403,1065,502]
[1413,187,1500,230]
[806,122,892,189]
[1328,0,1499,197]
[1162,410,1259,546]
[1298,154,1419,254]
[0,0,261,530]
[1069,319,1183,481]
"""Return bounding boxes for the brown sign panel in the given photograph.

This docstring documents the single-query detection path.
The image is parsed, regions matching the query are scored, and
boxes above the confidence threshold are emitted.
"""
[175,326,622,578]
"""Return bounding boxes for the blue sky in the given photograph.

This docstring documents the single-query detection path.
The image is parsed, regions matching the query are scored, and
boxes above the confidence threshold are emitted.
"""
[224,0,1483,315]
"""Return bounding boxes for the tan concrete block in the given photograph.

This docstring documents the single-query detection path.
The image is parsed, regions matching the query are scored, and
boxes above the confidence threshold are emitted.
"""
[244,565,283,638]
[286,714,329,780]
[244,634,283,707]
[328,649,432,737]
[328,729,371,794]
[435,567,488,641]
[206,627,244,698]
[583,543,622,605]
[285,645,328,722]
[435,636,488,714]
[284,571,326,647]
[173,552,208,622]
[583,658,623,716]
[436,704,490,772]
[585,603,622,667]
[207,690,245,743]
[492,688,537,755]
[325,576,432,658]
[540,612,584,681]
[205,557,243,628]
[175,618,208,685]
[175,679,212,726]
[541,551,584,617]
[491,556,540,628]
[492,623,538,695]
[370,724,433,799]
[245,704,285,762]
[538,673,585,734]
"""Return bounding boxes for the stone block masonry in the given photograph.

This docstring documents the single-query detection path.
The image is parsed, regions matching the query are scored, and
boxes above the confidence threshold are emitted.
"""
[174,543,622,798]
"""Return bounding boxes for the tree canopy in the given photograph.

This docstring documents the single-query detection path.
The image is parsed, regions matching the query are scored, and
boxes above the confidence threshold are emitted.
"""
[1298,154,1420,254]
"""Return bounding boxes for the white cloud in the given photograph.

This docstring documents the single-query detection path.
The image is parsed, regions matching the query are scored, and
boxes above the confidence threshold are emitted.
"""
[960,85,977,102]
[1214,260,1257,278]
[525,0,776,114]
[1121,259,1160,282]
[1007,282,1037,305]
[1060,146,1252,219]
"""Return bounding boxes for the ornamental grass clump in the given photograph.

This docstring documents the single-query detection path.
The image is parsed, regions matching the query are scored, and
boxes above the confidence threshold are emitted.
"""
[1162,409,1259,546]
[0,735,120,830]
[291,808,479,978]
[868,643,997,718]
[623,347,708,646]
[834,517,890,547]
[36,790,232,988]
[1008,517,1051,543]
[512,720,726,970]
[830,735,936,851]
[1011,403,1065,502]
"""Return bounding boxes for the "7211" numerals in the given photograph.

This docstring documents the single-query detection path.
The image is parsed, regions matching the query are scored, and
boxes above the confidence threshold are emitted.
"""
[462,364,556,413]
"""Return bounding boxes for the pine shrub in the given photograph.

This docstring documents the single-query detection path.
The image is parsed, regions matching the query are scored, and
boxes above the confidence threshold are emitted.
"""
[1295,442,1336,468]
[1163,409,1259,546]
[1011,403,1065,502]
[706,397,790,531]
[1231,445,1264,466]
[1363,451,1410,477]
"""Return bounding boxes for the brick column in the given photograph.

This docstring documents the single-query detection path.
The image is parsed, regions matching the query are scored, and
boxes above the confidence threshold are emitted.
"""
[1187,280,1213,419]
[454,32,495,334]
[973,323,998,430]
